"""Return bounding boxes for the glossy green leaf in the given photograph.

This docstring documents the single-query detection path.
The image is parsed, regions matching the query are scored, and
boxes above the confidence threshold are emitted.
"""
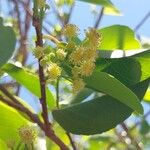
[85,71,143,114]
[77,0,113,6]
[98,25,141,50]
[131,49,150,81]
[102,58,141,86]
[140,120,150,135]
[70,88,93,104]
[103,7,121,16]
[77,0,120,16]
[0,139,7,150]
[96,49,150,83]
[0,101,29,141]
[52,78,150,135]
[14,96,36,122]
[2,63,55,109]
[0,18,16,68]
[144,89,150,102]
[71,58,142,104]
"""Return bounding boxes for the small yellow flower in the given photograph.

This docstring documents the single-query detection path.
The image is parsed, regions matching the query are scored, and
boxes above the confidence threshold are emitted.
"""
[56,49,67,60]
[85,28,101,48]
[47,63,62,80]
[18,125,37,144]
[69,46,85,65]
[62,24,79,38]
[72,78,85,93]
[80,61,95,76]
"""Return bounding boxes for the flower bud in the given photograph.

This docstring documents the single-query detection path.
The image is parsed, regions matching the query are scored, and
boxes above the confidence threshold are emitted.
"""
[56,49,67,60]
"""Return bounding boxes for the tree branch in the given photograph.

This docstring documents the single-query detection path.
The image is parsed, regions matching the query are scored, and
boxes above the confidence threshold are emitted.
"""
[32,13,50,130]
[32,3,69,149]
[134,10,150,32]
[0,94,44,129]
[94,7,104,29]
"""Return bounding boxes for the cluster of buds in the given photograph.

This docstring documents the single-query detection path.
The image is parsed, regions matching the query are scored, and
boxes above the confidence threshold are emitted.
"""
[33,45,66,81]
[18,125,37,144]
[33,24,101,93]
[62,24,102,93]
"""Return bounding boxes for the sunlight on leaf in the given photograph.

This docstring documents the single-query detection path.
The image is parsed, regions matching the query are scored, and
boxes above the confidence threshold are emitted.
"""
[98,25,141,50]
[52,78,150,135]
[2,63,55,109]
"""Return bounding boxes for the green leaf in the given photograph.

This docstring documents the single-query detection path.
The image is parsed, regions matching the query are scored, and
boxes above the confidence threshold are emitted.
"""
[0,101,29,142]
[2,63,55,109]
[0,139,8,150]
[52,78,150,135]
[102,58,141,86]
[131,49,150,81]
[77,0,120,16]
[14,96,36,122]
[98,25,141,50]
[77,0,114,8]
[140,120,150,135]
[0,18,16,68]
[103,7,121,16]
[71,58,142,104]
[85,71,143,114]
[96,49,150,83]
[70,88,93,104]
[144,88,150,102]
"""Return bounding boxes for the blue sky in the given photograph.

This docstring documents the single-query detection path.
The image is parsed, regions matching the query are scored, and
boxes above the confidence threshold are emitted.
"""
[71,0,150,37]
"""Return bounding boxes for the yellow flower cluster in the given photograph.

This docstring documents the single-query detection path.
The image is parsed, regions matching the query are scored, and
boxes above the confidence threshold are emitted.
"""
[18,125,37,144]
[33,46,64,81]
[33,24,101,93]
[66,26,101,93]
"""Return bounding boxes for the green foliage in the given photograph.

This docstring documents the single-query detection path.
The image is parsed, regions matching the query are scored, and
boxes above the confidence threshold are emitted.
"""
[85,71,143,114]
[0,18,16,67]
[98,25,141,50]
[96,49,150,83]
[77,0,120,15]
[0,139,7,150]
[144,88,150,102]
[0,101,30,142]
[78,0,114,7]
[131,49,150,81]
[52,78,150,135]
[140,119,150,135]
[2,63,55,109]
[70,88,93,104]
[102,58,141,85]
